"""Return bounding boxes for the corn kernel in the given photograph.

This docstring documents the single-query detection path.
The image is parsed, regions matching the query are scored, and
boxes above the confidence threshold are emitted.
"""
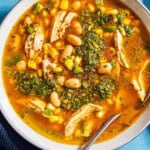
[74,56,82,65]
[54,66,63,73]
[57,117,64,124]
[49,115,59,123]
[64,58,74,70]
[88,3,96,12]
[98,6,106,13]
[75,129,82,137]
[42,10,48,17]
[107,9,118,15]
[57,76,65,86]
[49,47,59,59]
[51,8,57,16]
[28,60,37,70]
[95,28,103,35]
[60,0,69,10]
[37,69,42,77]
[43,43,51,55]
[99,56,107,63]
[54,108,61,115]
[123,18,130,25]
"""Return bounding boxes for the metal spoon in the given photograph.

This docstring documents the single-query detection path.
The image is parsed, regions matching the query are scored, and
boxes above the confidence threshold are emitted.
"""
[136,92,150,109]
[80,92,150,150]
[79,113,121,150]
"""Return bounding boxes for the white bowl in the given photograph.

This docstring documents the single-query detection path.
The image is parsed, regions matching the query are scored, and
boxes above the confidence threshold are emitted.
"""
[0,0,149,149]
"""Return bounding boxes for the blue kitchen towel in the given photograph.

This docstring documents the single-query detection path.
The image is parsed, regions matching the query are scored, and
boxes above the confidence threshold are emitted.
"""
[0,0,150,150]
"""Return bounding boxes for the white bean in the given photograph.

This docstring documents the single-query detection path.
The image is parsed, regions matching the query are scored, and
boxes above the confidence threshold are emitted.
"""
[67,34,82,46]
[71,20,82,35]
[98,62,112,74]
[50,92,61,107]
[60,44,74,62]
[65,78,81,89]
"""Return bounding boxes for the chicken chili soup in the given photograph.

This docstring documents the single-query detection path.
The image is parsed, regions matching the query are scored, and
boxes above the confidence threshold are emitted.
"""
[2,0,150,145]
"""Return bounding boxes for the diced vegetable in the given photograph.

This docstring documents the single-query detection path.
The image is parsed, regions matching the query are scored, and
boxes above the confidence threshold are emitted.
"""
[27,60,37,70]
[103,26,116,32]
[60,0,69,10]
[49,47,59,59]
[43,108,51,117]
[73,66,83,74]
[33,3,44,14]
[27,26,35,34]
[64,58,74,70]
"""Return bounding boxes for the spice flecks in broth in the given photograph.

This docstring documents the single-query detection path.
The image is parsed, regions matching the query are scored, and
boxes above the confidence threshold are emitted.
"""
[2,0,150,145]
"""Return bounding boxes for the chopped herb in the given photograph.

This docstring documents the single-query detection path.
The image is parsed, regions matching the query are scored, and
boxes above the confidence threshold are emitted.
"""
[117,13,124,25]
[44,108,51,116]
[79,10,89,21]
[73,66,83,74]
[14,72,55,96]
[5,55,22,66]
[27,26,35,34]
[76,31,105,72]
[6,68,14,76]
[124,25,135,36]
[33,2,44,14]
[93,77,117,99]
[82,82,89,88]
[91,10,112,26]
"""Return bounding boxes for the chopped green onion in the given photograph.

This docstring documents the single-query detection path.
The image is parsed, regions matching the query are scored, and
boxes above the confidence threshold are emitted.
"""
[43,108,51,116]
[119,26,126,36]
[73,66,83,74]
[103,26,116,32]
[27,26,35,34]
[33,3,44,14]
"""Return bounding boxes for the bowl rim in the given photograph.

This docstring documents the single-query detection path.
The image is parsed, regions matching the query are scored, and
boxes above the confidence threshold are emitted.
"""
[0,0,149,150]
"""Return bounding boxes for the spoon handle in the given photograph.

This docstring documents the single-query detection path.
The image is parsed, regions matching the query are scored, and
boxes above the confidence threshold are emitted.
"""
[80,113,121,150]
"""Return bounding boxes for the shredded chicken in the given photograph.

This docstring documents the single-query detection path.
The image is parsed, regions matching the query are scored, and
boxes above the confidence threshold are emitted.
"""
[65,104,101,137]
[28,98,46,113]
[114,30,130,69]
[50,11,77,43]
[25,27,44,59]
[42,56,57,78]
[16,97,46,113]
[132,60,150,101]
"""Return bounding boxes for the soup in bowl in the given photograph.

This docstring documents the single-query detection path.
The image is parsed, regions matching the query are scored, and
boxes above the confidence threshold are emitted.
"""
[0,0,150,149]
